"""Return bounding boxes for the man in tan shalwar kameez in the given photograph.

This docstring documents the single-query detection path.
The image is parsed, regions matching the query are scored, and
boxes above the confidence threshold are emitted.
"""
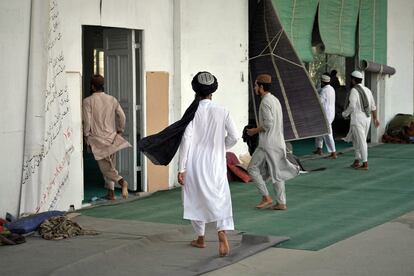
[83,75,131,200]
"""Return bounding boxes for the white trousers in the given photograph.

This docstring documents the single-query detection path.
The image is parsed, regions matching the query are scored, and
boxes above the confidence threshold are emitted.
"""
[191,217,234,236]
[351,124,369,162]
[315,124,336,153]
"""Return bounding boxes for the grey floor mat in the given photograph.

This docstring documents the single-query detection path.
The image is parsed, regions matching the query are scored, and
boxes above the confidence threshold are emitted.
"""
[1,215,288,276]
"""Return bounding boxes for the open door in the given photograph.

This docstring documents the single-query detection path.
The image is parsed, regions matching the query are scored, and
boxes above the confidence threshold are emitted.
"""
[103,28,137,191]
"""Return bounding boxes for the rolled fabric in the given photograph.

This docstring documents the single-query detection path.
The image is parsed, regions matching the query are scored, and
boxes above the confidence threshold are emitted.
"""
[360,60,396,75]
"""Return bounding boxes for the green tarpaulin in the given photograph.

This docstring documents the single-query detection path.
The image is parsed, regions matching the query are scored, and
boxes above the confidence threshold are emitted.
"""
[318,0,359,57]
[271,0,319,62]
[270,0,387,63]
[359,0,387,64]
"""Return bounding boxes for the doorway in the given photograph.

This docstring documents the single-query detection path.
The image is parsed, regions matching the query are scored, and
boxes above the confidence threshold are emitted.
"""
[82,26,143,202]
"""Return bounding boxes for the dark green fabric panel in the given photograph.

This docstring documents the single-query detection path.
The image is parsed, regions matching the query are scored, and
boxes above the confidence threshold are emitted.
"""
[271,0,319,62]
[359,0,387,64]
[318,0,359,56]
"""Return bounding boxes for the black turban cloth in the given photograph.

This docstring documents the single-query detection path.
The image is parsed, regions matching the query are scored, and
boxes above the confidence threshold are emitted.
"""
[138,72,218,165]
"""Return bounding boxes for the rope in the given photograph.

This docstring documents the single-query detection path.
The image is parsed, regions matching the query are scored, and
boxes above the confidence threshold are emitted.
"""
[373,0,376,61]
[339,0,344,54]
[290,0,297,47]
[250,30,282,61]
[249,30,302,68]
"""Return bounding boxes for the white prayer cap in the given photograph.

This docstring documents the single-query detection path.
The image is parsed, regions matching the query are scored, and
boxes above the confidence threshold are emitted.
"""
[351,70,363,79]
[321,74,330,82]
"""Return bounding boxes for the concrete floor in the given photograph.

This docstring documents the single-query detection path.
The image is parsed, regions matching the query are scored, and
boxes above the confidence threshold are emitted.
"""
[205,211,414,276]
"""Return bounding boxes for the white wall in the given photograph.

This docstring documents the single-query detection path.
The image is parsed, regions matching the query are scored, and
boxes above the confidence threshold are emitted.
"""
[170,0,249,188]
[0,0,31,218]
[177,0,249,153]
[386,0,414,124]
[0,0,175,216]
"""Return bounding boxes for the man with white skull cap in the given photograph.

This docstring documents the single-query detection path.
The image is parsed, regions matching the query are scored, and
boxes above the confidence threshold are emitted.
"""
[342,70,380,170]
[313,74,337,159]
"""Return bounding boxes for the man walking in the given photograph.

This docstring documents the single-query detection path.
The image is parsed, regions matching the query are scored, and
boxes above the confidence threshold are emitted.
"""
[178,71,239,257]
[313,74,337,159]
[83,75,131,200]
[342,71,380,170]
[247,74,299,211]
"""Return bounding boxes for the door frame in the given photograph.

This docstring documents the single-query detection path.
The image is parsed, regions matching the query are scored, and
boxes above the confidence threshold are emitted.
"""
[81,25,144,194]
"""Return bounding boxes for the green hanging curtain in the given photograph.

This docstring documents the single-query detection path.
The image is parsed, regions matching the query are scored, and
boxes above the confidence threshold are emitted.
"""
[318,0,359,57]
[359,0,387,64]
[271,0,319,62]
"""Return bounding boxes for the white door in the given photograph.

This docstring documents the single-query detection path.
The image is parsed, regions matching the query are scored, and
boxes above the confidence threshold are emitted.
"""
[103,28,137,191]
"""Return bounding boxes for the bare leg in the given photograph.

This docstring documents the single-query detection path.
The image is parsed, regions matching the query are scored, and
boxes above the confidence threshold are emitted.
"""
[191,236,206,248]
[350,159,361,168]
[218,230,230,257]
[356,161,368,170]
[326,152,337,159]
[118,178,129,199]
[248,149,273,209]
[312,147,323,155]
[105,189,115,200]
[256,195,273,209]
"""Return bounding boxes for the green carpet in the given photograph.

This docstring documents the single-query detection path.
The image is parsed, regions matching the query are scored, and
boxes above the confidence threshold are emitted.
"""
[290,138,352,157]
[81,144,414,250]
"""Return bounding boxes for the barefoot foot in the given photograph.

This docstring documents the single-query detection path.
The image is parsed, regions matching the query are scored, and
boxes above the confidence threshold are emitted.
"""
[119,179,129,199]
[255,195,273,209]
[218,231,230,257]
[191,236,206,248]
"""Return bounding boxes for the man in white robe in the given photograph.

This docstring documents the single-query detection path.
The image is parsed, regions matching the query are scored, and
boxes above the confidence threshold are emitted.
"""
[83,75,131,200]
[247,74,299,211]
[342,70,380,170]
[178,72,239,257]
[313,74,337,159]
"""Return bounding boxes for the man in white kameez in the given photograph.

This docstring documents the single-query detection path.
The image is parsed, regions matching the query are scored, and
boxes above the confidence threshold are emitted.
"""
[247,74,299,211]
[342,70,380,170]
[83,75,131,200]
[313,74,337,159]
[178,72,239,257]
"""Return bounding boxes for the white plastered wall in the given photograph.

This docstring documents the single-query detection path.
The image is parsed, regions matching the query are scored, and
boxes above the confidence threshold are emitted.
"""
[0,0,31,218]
[386,0,414,124]
[171,0,249,188]
[0,0,174,216]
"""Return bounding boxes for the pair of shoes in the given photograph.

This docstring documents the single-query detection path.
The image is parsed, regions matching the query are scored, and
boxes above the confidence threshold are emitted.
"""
[272,204,287,210]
